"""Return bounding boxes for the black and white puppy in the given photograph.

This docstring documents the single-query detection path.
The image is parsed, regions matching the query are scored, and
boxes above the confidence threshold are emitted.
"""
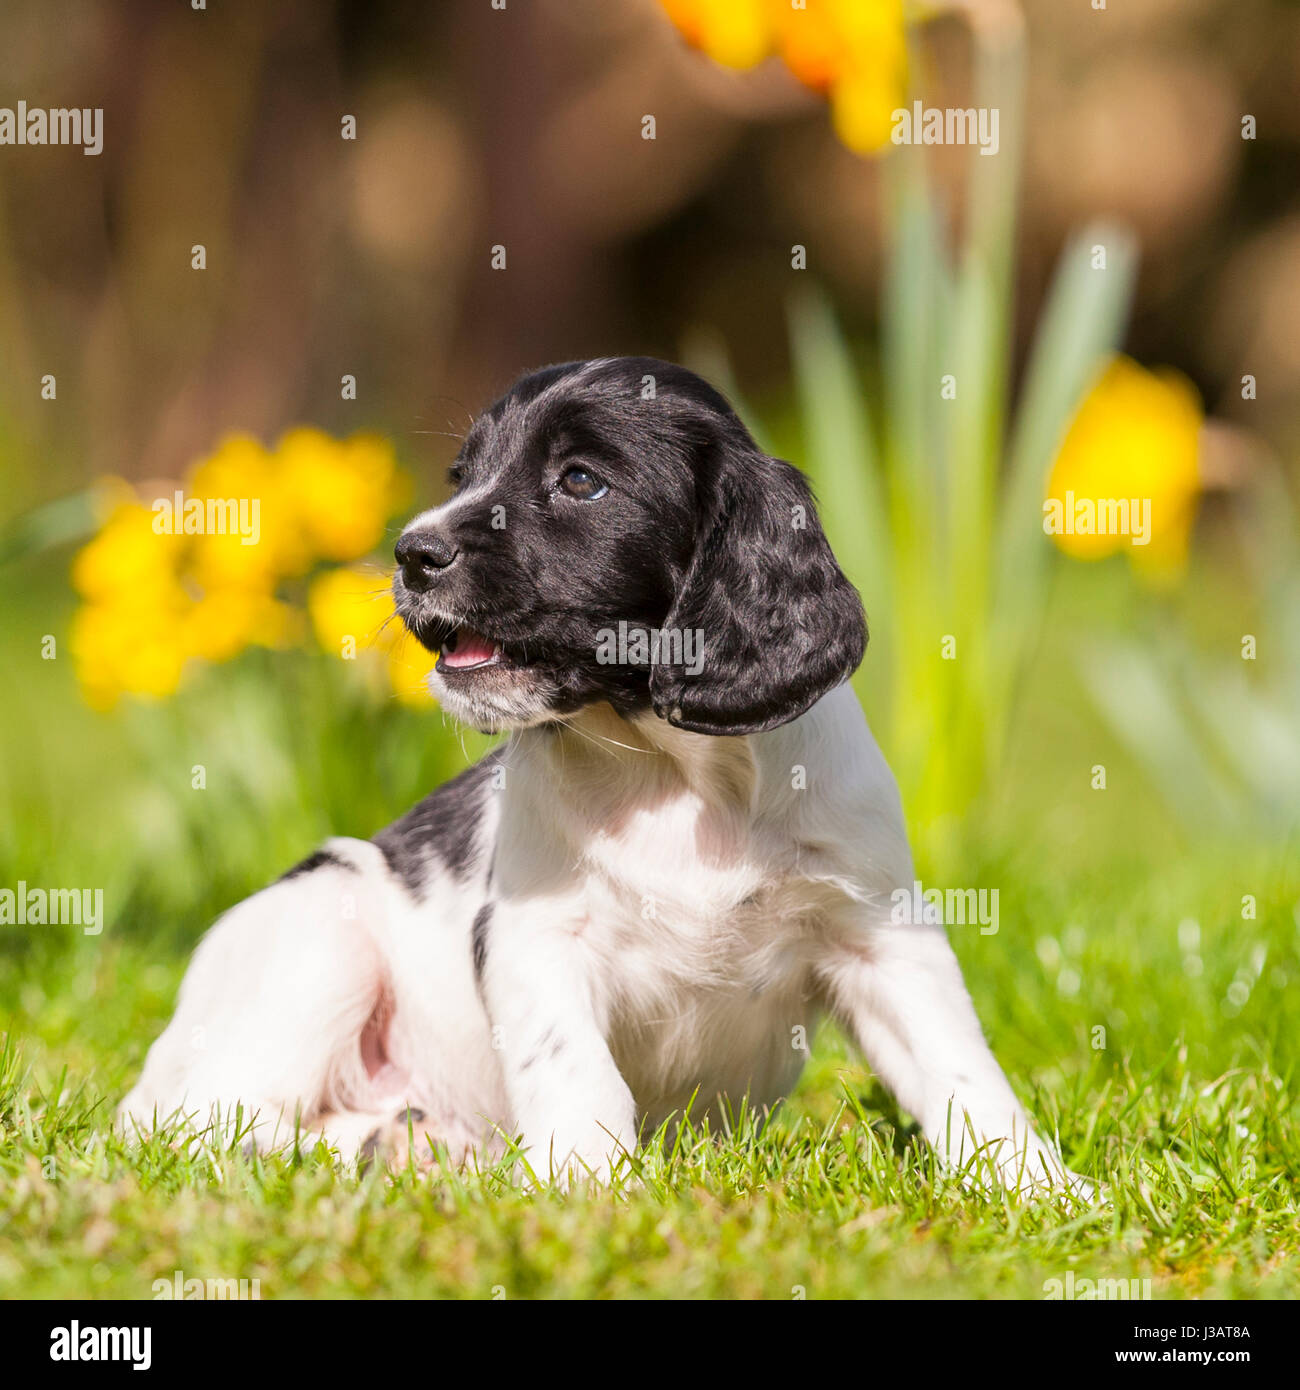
[121,357,1082,1192]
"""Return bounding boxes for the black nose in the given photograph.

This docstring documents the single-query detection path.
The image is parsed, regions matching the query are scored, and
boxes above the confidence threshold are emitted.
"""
[396,530,459,590]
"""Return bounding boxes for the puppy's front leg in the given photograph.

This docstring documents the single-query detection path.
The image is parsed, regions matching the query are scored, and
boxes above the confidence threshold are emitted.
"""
[819,914,1088,1195]
[477,902,635,1184]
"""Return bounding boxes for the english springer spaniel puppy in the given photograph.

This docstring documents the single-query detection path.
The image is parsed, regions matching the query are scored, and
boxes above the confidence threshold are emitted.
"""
[120,357,1084,1193]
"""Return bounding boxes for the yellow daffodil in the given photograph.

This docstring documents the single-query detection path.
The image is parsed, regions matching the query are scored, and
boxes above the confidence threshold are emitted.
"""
[188,589,299,663]
[660,0,910,155]
[769,2,837,91]
[386,630,439,707]
[70,427,416,710]
[71,497,186,602]
[278,428,409,564]
[1045,356,1203,577]
[660,0,771,69]
[307,563,396,659]
[70,495,193,707]
[187,434,306,590]
[308,563,436,705]
[70,590,193,710]
[830,57,907,155]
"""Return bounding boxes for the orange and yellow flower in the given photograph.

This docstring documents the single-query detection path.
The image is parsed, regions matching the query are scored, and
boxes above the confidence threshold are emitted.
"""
[660,0,911,155]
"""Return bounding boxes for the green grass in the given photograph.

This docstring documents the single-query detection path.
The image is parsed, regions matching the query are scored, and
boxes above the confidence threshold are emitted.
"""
[2,861,1297,1301]
[2,559,1298,1300]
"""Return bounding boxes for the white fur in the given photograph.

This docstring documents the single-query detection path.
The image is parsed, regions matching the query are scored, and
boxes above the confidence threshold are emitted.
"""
[120,683,1084,1194]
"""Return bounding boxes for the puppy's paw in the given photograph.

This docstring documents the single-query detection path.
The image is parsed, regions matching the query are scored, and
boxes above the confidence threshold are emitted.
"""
[985,1140,1098,1204]
[935,1120,1098,1204]
[528,1124,635,1191]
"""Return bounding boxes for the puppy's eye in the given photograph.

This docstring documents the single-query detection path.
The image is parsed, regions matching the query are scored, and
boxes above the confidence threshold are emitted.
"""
[559,466,608,500]
[447,465,465,488]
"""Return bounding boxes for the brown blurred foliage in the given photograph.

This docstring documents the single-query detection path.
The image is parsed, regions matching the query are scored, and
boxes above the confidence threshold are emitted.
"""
[0,0,1297,508]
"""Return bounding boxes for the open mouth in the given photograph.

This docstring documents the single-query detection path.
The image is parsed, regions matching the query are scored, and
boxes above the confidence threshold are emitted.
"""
[437,624,507,672]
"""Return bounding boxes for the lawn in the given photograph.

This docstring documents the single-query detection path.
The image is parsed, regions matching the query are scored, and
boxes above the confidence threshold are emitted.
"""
[1,558,1297,1301]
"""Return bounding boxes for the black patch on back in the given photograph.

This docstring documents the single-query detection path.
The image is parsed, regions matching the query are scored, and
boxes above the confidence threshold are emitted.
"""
[471,904,492,984]
[374,754,499,895]
[278,848,353,882]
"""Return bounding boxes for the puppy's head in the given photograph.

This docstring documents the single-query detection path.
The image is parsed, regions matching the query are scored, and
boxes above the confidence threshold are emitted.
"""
[393,357,866,734]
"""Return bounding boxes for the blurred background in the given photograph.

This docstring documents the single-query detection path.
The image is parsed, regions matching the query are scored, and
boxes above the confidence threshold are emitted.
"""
[0,0,1296,1077]
[2,0,1299,493]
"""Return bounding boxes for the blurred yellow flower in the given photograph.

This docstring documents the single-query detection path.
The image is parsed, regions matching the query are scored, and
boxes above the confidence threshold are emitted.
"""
[769,2,837,91]
[278,428,409,564]
[660,0,910,155]
[70,495,194,707]
[661,0,770,69]
[307,564,395,659]
[1045,356,1203,576]
[71,591,192,710]
[308,563,436,705]
[188,589,299,663]
[831,57,907,155]
[188,434,305,591]
[70,428,417,709]
[386,631,439,707]
[71,497,186,602]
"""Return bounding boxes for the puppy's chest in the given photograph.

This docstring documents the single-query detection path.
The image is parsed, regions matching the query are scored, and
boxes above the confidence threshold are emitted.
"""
[578,839,821,1122]
[580,830,817,997]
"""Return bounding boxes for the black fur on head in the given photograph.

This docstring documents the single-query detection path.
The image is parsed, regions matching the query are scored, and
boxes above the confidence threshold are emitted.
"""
[392,356,866,735]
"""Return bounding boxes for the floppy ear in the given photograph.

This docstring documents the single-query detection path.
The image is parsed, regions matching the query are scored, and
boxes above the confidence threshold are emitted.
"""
[650,448,867,736]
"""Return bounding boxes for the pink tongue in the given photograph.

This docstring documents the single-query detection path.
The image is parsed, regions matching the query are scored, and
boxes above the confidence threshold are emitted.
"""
[442,627,498,668]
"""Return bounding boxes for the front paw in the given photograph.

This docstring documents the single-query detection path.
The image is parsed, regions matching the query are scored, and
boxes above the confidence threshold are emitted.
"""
[967,1133,1097,1202]
[929,1109,1096,1201]
[529,1121,634,1189]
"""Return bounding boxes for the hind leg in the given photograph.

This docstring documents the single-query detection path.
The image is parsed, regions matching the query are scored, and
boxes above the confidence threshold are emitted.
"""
[308,1102,501,1172]
[311,1106,437,1171]
[118,838,396,1153]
